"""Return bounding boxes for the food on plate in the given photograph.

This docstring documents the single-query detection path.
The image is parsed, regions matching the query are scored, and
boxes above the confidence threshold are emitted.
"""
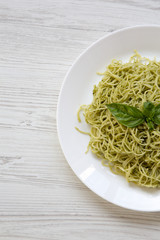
[77,51,160,188]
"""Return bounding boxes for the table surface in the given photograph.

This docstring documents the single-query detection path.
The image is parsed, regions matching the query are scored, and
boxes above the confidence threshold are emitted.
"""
[1,0,160,239]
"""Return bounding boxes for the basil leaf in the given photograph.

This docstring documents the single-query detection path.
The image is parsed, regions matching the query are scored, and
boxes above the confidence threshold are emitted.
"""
[153,104,160,125]
[146,120,155,130]
[143,101,155,119]
[107,103,145,128]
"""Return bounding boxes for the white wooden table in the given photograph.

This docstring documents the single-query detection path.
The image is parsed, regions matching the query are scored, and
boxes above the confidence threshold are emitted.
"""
[1,0,160,239]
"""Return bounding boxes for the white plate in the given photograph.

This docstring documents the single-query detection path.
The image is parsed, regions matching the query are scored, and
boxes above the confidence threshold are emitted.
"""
[57,25,160,212]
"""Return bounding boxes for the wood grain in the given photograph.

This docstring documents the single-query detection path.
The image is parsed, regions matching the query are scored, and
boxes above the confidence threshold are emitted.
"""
[1,0,160,239]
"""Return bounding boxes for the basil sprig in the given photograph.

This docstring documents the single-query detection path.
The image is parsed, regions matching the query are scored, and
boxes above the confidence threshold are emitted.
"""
[107,101,160,130]
[153,105,160,125]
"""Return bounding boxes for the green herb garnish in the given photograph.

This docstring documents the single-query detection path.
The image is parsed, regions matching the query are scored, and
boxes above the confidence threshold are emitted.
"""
[107,101,160,130]
[153,104,160,125]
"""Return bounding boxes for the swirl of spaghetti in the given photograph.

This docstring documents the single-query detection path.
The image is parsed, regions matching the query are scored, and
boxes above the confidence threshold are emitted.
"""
[77,51,160,188]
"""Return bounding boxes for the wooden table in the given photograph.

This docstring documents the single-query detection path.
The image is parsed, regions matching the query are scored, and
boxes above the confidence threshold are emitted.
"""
[0,0,160,239]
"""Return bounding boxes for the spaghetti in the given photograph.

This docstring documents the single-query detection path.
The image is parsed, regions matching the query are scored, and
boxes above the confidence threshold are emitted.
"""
[77,51,160,188]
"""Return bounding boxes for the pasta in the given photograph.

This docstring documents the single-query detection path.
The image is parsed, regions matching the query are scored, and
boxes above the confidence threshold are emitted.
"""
[77,51,160,188]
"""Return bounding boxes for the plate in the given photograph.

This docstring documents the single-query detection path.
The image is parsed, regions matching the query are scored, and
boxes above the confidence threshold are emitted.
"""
[57,25,160,212]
